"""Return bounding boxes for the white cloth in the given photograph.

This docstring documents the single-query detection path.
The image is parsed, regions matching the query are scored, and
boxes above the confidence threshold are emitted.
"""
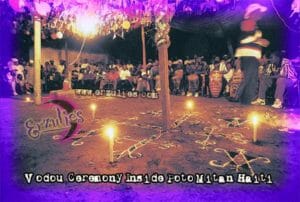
[224,69,234,82]
[81,63,89,69]
[119,70,131,80]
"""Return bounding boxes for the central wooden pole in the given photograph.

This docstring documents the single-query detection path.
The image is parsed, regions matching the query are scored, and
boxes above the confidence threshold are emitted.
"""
[154,6,172,131]
[141,25,147,68]
[64,39,72,89]
[65,39,69,74]
[158,44,171,130]
[34,16,42,105]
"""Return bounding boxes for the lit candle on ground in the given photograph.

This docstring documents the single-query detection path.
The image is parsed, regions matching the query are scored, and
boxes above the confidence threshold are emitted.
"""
[186,100,194,114]
[251,115,259,143]
[90,103,97,120]
[105,126,115,163]
[25,97,32,102]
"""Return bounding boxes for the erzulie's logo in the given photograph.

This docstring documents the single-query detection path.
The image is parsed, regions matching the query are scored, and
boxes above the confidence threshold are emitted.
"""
[24,100,84,140]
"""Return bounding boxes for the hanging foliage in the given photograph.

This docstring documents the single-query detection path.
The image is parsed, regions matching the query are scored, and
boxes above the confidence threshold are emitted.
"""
[4,0,300,39]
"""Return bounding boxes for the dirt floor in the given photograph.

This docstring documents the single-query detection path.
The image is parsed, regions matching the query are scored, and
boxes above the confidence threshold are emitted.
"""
[1,93,300,201]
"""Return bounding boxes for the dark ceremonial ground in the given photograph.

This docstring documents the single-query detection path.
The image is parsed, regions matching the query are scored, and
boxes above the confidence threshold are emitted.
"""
[1,94,300,201]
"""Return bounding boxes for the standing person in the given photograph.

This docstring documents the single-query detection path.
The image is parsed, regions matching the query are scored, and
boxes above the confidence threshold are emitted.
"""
[186,62,199,97]
[251,52,281,105]
[272,58,298,108]
[7,58,21,96]
[235,3,270,104]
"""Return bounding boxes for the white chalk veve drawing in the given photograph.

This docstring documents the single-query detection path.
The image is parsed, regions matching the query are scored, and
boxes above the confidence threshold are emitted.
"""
[209,148,271,176]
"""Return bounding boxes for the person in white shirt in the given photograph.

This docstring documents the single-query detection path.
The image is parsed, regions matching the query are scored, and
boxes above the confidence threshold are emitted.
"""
[57,60,65,75]
[81,59,89,69]
[7,58,21,96]
[118,66,134,91]
[119,66,131,80]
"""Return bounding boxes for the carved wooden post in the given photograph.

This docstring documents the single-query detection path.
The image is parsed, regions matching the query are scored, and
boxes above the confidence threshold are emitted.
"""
[155,15,171,130]
[33,16,42,105]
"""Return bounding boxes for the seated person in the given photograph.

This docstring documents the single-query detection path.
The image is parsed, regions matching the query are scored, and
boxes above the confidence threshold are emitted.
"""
[149,61,160,91]
[209,56,228,73]
[131,64,142,89]
[48,67,63,91]
[71,69,79,89]
[186,63,199,97]
[77,68,85,89]
[6,70,17,96]
[81,58,89,69]
[24,61,34,94]
[83,67,96,90]
[195,58,209,95]
[209,56,229,96]
[223,59,235,96]
[57,60,66,75]
[150,63,161,92]
[117,66,134,91]
[252,52,281,105]
[171,60,184,94]
[100,68,119,90]
[272,58,298,108]
[136,70,150,92]
[0,65,13,97]
[15,73,32,95]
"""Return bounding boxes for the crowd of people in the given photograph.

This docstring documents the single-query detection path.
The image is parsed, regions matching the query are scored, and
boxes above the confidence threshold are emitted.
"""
[0,58,34,96]
[69,55,233,97]
[0,58,66,96]
[0,52,299,109]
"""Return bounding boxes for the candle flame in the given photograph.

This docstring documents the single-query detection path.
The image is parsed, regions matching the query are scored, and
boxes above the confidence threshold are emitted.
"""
[252,115,259,125]
[105,126,115,139]
[186,100,194,110]
[90,103,97,111]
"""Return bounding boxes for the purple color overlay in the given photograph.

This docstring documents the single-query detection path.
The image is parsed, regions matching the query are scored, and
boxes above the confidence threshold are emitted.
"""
[1,0,300,201]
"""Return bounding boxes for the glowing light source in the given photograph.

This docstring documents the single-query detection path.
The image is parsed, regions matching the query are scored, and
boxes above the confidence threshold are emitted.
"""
[122,20,131,30]
[250,114,259,143]
[105,127,115,139]
[25,97,31,102]
[56,31,63,39]
[75,13,99,37]
[252,115,259,125]
[90,103,97,111]
[186,100,194,112]
[104,125,116,163]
